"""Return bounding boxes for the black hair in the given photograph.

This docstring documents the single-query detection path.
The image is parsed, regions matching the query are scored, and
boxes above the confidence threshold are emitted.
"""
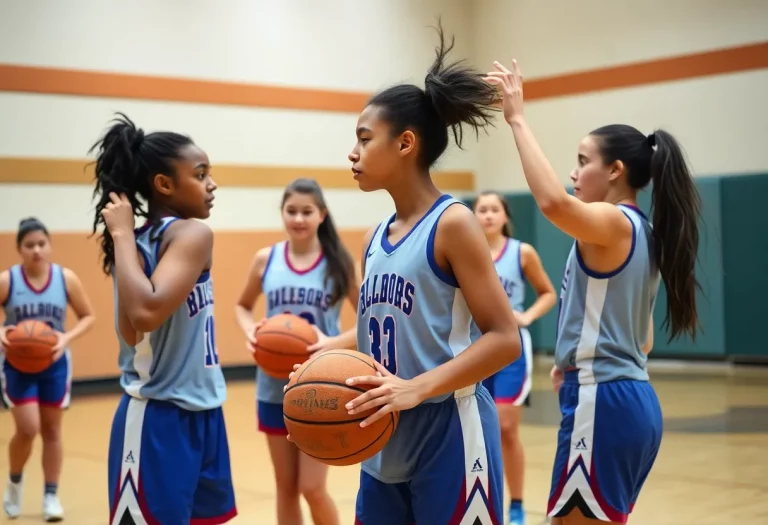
[366,19,500,170]
[88,113,195,275]
[16,217,49,248]
[473,190,514,237]
[589,124,702,341]
[281,178,354,307]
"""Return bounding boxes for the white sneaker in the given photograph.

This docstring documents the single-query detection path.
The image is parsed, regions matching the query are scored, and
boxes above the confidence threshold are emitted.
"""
[43,493,64,522]
[3,481,22,519]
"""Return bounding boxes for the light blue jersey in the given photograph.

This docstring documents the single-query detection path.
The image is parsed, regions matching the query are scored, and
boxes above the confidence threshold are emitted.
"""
[258,241,342,404]
[470,237,525,341]
[113,217,227,411]
[555,204,660,384]
[4,264,68,332]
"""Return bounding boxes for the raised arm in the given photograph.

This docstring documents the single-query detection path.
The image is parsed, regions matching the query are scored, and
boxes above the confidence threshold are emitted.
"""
[485,61,632,247]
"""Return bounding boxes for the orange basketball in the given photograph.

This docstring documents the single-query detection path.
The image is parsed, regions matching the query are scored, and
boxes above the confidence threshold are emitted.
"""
[283,350,399,466]
[252,313,319,379]
[4,320,58,374]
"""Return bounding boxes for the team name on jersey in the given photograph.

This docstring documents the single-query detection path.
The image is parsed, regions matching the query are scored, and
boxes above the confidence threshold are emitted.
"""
[186,280,214,318]
[13,303,64,327]
[359,272,415,316]
[267,286,331,312]
[499,276,517,298]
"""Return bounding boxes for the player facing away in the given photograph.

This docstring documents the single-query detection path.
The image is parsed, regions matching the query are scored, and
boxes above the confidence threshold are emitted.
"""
[471,191,557,525]
[90,114,237,525]
[1,218,96,521]
[235,178,359,525]
[340,23,522,525]
[485,61,701,524]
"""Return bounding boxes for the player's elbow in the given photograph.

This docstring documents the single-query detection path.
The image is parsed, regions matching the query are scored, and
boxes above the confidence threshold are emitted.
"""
[539,195,569,221]
[503,327,523,363]
[128,306,162,333]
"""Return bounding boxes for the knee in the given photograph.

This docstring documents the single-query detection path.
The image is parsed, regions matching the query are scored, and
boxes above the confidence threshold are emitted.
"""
[299,479,328,506]
[39,422,62,443]
[498,413,520,443]
[274,475,299,500]
[15,423,38,441]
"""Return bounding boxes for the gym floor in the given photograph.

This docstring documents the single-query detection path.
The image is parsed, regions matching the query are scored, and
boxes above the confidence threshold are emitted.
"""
[1,358,767,524]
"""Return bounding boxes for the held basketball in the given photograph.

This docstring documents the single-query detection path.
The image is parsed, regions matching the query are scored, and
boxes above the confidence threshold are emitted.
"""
[252,313,319,379]
[283,350,399,467]
[4,319,58,374]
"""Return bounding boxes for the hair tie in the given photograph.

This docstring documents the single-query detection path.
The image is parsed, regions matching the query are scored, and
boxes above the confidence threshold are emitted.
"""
[646,133,656,148]
[131,129,145,152]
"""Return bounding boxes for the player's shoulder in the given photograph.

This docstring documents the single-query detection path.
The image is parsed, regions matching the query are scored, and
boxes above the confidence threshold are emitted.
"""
[163,218,213,247]
[434,200,480,237]
[253,246,274,272]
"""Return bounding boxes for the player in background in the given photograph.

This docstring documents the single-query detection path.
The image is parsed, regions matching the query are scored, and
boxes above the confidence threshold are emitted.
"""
[0,218,95,522]
[485,60,700,524]
[472,191,557,525]
[337,22,521,525]
[235,178,358,525]
[90,114,236,525]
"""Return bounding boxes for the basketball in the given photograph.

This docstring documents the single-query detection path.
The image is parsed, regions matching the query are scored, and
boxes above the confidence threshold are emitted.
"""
[252,313,319,379]
[4,319,58,374]
[283,349,399,466]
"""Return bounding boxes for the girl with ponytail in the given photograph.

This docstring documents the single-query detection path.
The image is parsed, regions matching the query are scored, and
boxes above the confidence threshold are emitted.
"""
[485,60,701,524]
[334,20,521,525]
[90,113,237,524]
[234,178,358,525]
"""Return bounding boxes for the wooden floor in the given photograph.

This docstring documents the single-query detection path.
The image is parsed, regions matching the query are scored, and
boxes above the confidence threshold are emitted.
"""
[2,360,768,524]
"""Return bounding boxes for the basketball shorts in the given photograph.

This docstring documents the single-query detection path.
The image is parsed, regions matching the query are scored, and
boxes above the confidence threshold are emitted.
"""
[355,384,504,525]
[108,394,237,525]
[547,371,663,523]
[482,327,532,406]
[257,400,288,435]
[0,350,71,409]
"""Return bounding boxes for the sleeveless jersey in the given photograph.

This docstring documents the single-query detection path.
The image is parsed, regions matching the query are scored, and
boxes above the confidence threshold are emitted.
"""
[4,264,68,333]
[113,217,227,411]
[357,194,474,404]
[470,237,525,341]
[555,204,660,384]
[258,241,343,403]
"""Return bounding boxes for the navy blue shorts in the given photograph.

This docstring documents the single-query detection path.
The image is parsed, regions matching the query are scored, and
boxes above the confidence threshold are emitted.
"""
[257,400,288,435]
[547,371,663,523]
[355,384,504,525]
[107,394,237,525]
[482,328,532,405]
[0,350,71,409]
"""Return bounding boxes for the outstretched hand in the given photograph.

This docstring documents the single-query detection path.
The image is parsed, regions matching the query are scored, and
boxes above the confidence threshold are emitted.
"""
[484,60,525,124]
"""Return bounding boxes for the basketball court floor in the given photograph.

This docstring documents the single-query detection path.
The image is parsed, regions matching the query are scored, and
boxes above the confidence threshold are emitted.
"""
[1,358,767,524]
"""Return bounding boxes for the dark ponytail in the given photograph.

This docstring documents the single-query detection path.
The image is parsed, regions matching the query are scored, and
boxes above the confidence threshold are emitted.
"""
[281,178,354,307]
[16,217,49,247]
[473,190,514,237]
[590,124,701,341]
[366,19,500,169]
[88,113,194,275]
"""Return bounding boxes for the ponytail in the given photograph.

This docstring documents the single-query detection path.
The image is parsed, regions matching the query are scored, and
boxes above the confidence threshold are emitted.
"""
[88,113,194,275]
[590,124,701,341]
[648,130,702,341]
[281,178,354,307]
[366,19,500,169]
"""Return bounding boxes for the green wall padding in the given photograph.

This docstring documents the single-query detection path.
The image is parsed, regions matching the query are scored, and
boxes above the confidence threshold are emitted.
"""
[720,174,768,358]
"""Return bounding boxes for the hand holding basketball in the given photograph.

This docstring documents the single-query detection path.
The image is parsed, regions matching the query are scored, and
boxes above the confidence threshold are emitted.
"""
[51,331,70,360]
[345,361,426,428]
[245,318,267,353]
[484,60,525,123]
[101,192,135,237]
[0,325,13,349]
[306,326,333,354]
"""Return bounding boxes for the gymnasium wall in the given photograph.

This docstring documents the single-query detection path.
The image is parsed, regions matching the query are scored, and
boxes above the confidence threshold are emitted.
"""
[467,0,768,361]
[0,0,477,380]
[1,1,767,381]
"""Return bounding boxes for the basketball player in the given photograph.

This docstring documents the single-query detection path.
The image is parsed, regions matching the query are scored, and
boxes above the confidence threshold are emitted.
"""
[337,23,522,525]
[485,60,701,524]
[90,114,237,525]
[471,191,557,525]
[235,178,358,525]
[0,218,96,521]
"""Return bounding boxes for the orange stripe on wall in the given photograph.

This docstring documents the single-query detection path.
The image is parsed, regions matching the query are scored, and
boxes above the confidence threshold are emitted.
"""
[1,42,766,111]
